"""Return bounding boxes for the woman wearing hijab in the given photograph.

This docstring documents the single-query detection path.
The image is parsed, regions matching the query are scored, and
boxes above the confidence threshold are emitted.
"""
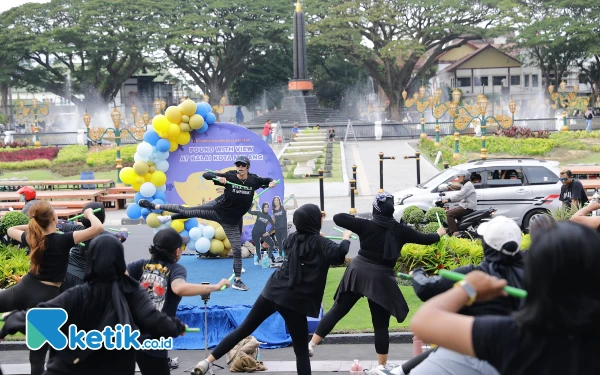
[309,192,445,372]
[401,216,524,375]
[59,202,129,291]
[247,202,276,261]
[0,235,187,375]
[271,195,298,254]
[192,204,352,375]
[411,221,600,375]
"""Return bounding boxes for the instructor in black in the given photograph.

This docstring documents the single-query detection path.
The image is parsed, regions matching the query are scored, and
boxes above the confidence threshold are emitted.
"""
[138,156,276,291]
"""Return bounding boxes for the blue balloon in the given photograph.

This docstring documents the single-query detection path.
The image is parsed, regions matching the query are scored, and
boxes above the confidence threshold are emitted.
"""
[134,192,144,204]
[195,102,210,117]
[141,207,149,217]
[184,218,199,231]
[197,123,209,134]
[126,203,142,220]
[143,131,160,146]
[156,138,171,153]
[205,113,216,125]
[151,199,164,213]
[202,102,212,113]
[153,191,167,202]
[187,239,196,251]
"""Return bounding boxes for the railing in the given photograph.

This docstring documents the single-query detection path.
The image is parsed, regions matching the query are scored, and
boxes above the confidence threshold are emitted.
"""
[5,117,593,146]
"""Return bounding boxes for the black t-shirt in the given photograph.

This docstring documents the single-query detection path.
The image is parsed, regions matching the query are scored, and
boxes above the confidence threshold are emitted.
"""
[328,129,335,138]
[21,231,75,282]
[472,315,600,374]
[62,224,113,280]
[248,210,274,234]
[272,206,287,228]
[127,259,186,358]
[204,171,272,225]
[333,213,440,268]
[559,179,588,208]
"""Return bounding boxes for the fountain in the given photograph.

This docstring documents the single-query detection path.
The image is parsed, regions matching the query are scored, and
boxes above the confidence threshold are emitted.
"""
[283,151,324,177]
[287,144,325,152]
[289,140,327,147]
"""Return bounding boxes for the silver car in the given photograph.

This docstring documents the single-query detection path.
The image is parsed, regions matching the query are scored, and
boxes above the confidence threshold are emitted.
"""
[393,158,562,231]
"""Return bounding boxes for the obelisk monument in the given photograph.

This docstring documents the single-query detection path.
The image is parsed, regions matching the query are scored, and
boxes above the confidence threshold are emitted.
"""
[288,0,313,96]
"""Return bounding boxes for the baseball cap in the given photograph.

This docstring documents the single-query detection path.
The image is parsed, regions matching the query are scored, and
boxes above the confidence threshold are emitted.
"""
[235,156,250,165]
[476,216,521,255]
[153,227,183,250]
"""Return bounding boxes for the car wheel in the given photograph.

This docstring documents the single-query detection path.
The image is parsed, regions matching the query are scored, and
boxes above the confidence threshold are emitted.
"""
[522,209,549,234]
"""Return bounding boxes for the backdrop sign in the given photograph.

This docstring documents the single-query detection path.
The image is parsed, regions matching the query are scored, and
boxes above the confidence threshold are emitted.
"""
[165,122,285,243]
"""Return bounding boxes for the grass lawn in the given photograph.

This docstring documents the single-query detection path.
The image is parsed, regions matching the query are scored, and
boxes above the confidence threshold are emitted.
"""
[324,268,422,333]
[283,143,343,183]
[0,321,24,341]
[0,169,118,181]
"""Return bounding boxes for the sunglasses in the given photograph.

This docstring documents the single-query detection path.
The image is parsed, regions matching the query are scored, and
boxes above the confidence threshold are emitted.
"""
[235,162,248,167]
[559,178,568,181]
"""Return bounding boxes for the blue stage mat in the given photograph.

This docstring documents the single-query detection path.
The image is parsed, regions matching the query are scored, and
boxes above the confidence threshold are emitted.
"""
[174,256,325,350]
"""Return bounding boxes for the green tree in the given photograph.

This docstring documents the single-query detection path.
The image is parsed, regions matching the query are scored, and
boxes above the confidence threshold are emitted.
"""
[0,0,159,112]
[160,0,290,109]
[228,46,292,111]
[306,0,512,120]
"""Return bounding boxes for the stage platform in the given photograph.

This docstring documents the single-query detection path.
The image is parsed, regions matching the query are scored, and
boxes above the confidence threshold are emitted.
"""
[174,256,323,350]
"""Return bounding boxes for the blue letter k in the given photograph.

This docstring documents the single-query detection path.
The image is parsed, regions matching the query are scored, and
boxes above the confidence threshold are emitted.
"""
[26,308,68,350]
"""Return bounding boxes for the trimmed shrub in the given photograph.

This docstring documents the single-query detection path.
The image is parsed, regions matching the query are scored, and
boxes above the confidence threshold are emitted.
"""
[422,222,440,234]
[402,206,424,224]
[0,159,51,170]
[0,211,29,237]
[425,207,446,224]
[54,145,87,165]
[0,147,59,162]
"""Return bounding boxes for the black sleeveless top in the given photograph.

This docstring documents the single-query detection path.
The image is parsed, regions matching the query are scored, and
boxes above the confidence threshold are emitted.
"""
[272,206,287,228]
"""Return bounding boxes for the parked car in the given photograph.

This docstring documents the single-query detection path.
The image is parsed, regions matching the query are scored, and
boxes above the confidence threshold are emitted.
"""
[393,158,562,232]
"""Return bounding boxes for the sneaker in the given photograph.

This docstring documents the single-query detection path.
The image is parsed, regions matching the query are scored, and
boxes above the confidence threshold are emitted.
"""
[168,357,179,370]
[366,365,386,374]
[192,360,209,375]
[138,199,155,209]
[232,279,249,291]
[234,268,246,274]
[157,215,172,224]
[308,342,315,357]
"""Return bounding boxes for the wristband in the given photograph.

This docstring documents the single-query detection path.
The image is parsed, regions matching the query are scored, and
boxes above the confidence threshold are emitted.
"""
[454,280,476,306]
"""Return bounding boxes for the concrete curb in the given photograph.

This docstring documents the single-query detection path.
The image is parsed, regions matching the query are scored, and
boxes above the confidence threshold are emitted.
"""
[0,333,416,351]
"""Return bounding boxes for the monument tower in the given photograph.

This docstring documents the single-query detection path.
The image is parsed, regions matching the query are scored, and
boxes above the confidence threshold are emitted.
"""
[289,0,313,96]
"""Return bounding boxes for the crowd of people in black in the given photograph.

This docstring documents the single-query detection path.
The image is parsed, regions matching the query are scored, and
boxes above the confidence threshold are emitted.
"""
[0,166,598,375]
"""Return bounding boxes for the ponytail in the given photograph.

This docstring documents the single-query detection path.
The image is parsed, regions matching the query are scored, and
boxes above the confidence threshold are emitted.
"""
[26,201,54,276]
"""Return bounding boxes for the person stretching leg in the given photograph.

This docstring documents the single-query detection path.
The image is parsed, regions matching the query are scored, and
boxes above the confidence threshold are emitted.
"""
[138,156,276,291]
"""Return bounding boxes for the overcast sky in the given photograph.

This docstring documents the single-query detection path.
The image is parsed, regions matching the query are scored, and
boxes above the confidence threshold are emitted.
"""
[0,0,49,14]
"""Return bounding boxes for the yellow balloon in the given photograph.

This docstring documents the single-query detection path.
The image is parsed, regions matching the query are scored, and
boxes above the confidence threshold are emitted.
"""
[168,123,180,138]
[176,131,191,145]
[158,131,169,139]
[135,176,145,185]
[182,115,190,123]
[180,99,197,117]
[180,123,191,132]
[150,171,167,186]
[148,166,156,173]
[171,220,185,233]
[119,167,136,185]
[146,213,161,228]
[223,238,231,249]
[165,106,183,124]
[189,114,205,130]
[153,116,170,134]
[132,181,141,191]
[133,161,149,176]
[214,227,226,240]
[209,239,225,255]
[169,140,178,152]
[144,173,152,182]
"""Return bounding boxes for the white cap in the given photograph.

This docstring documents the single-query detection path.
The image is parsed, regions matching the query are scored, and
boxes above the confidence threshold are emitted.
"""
[476,216,521,255]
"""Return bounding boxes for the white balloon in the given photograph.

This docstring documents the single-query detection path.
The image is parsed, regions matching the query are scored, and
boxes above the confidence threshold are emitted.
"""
[187,240,196,250]
[155,160,169,172]
[158,151,170,160]
[156,185,166,192]
[196,237,211,253]
[137,142,153,158]
[140,182,157,198]
[202,225,215,240]
[189,227,203,241]
[134,152,148,162]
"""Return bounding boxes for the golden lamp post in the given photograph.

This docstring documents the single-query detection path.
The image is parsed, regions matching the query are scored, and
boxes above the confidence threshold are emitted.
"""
[142,111,150,127]
[131,104,138,123]
[402,86,431,139]
[86,107,124,184]
[548,81,589,131]
[153,99,162,115]
[21,96,50,147]
[450,92,517,160]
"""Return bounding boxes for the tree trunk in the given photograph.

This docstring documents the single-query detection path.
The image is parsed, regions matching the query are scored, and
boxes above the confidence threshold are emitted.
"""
[207,81,223,122]
[0,84,8,124]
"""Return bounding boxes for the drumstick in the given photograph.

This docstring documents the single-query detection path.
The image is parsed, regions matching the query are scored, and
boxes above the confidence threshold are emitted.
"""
[68,208,102,221]
[253,180,281,201]
[438,270,527,299]
[397,272,412,280]
[186,328,200,332]
[203,169,246,188]
[333,227,358,240]
[221,273,235,291]
[108,228,131,234]
[325,236,355,240]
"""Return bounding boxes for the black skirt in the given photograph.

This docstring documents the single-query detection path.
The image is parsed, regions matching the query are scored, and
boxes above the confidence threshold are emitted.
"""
[334,255,409,322]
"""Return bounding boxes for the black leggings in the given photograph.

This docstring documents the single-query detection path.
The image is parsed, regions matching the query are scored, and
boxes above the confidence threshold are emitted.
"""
[59,272,84,293]
[160,203,243,278]
[252,232,275,259]
[211,295,311,375]
[0,274,60,375]
[136,351,171,375]
[315,292,391,354]
[274,226,288,252]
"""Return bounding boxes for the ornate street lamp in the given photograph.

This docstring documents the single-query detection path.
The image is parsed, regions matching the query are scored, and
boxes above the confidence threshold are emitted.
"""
[402,86,432,138]
[142,111,150,126]
[131,104,138,121]
[160,100,167,111]
[548,80,589,131]
[21,95,50,147]
[153,99,162,115]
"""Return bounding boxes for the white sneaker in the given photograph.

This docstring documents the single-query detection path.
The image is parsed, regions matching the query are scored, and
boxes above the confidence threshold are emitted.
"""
[157,215,172,224]
[308,342,315,357]
[366,365,386,374]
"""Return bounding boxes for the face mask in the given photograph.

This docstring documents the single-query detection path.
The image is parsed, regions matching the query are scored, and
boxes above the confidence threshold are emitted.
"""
[19,195,26,202]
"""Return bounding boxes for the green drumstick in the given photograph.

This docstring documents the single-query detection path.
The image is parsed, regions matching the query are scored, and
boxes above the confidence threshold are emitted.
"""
[397,272,412,280]
[186,328,200,332]
[68,208,102,221]
[253,180,281,201]
[435,212,443,228]
[109,228,131,234]
[333,227,358,240]
[282,194,295,205]
[438,270,527,299]
[325,236,356,241]
[221,273,236,291]
[211,178,246,189]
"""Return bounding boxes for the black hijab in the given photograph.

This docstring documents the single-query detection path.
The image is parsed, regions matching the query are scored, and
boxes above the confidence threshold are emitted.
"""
[79,202,106,228]
[84,235,139,329]
[479,240,525,309]
[287,204,322,288]
[371,193,400,261]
